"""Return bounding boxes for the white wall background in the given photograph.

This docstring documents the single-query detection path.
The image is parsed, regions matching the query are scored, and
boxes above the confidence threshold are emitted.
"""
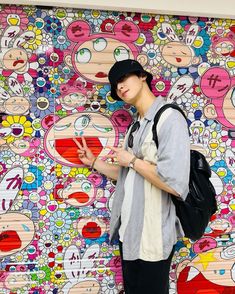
[0,0,235,19]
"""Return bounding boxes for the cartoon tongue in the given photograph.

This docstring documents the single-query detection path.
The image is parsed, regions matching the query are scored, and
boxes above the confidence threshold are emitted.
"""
[55,137,103,165]
[0,230,22,252]
[68,192,89,204]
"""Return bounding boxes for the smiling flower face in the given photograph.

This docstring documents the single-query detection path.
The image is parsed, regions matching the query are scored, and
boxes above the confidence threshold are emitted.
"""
[44,112,118,166]
[2,115,33,144]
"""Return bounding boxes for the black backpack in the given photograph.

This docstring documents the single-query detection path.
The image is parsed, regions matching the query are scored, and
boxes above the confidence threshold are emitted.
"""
[152,104,218,241]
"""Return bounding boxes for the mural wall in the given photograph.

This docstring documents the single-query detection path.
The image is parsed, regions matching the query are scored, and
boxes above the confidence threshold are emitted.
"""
[0,4,235,293]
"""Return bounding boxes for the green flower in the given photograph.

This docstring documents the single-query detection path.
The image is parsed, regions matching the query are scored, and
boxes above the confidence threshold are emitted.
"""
[31,266,51,284]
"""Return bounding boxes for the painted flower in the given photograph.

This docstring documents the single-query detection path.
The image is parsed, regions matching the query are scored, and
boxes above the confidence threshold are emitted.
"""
[48,67,64,85]
[35,253,48,267]
[83,9,108,27]
[38,233,57,253]
[58,230,76,247]
[183,93,205,111]
[85,94,107,113]
[133,13,157,30]
[10,250,28,263]
[20,200,39,220]
[57,64,75,81]
[21,164,43,190]
[211,160,233,184]
[30,92,54,118]
[50,266,66,285]
[53,30,71,50]
[193,29,211,56]
[65,207,80,221]
[22,24,42,50]
[21,81,35,97]
[179,16,208,30]
[2,115,33,144]
[28,9,48,30]
[100,242,113,258]
[49,210,72,234]
[55,164,77,177]
[101,276,118,294]
[151,78,171,97]
[151,23,169,45]
[46,48,64,67]
[0,5,28,29]
[210,19,233,36]
[42,173,56,194]
[6,154,30,171]
[33,69,51,93]
[100,18,116,32]
[208,130,226,158]
[31,266,51,284]
[44,16,62,35]
[142,43,161,66]
[37,32,53,53]
[54,8,75,27]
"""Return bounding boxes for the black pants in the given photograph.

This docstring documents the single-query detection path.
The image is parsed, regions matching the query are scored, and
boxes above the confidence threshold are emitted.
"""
[119,243,175,294]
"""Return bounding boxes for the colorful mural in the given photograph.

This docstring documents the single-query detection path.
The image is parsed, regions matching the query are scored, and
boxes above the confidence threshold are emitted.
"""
[0,4,235,293]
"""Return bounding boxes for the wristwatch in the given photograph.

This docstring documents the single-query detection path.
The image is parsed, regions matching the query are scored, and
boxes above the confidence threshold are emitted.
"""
[128,156,137,169]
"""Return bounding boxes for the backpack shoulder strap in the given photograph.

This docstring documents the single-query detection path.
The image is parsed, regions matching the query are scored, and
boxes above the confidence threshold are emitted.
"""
[152,103,188,148]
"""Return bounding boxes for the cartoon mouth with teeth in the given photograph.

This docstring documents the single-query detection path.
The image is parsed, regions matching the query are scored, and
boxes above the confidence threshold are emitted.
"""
[44,112,119,167]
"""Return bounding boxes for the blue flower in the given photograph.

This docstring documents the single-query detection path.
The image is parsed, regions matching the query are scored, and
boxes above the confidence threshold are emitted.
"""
[44,16,62,35]
[49,210,72,234]
[211,160,233,184]
[22,165,43,190]
[193,29,211,57]
[53,30,71,50]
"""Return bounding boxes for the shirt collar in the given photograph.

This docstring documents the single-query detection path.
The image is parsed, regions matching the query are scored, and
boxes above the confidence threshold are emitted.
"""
[143,96,165,121]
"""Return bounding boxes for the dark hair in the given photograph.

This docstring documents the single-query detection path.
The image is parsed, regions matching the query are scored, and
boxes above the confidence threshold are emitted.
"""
[115,71,152,91]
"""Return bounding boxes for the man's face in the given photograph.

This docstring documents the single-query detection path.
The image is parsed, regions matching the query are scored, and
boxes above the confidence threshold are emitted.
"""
[116,73,146,103]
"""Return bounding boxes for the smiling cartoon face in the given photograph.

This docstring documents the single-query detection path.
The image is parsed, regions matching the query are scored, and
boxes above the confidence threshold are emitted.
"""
[44,112,118,166]
[3,48,28,71]
[161,41,195,67]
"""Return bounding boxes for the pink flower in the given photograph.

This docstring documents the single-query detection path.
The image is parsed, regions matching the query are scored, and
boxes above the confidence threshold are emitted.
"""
[0,6,28,29]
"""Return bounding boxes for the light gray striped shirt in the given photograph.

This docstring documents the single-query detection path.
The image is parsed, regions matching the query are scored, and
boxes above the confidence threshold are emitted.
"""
[110,97,190,261]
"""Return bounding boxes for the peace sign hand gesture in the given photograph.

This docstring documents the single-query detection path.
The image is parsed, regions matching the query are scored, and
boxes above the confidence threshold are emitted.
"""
[73,137,95,167]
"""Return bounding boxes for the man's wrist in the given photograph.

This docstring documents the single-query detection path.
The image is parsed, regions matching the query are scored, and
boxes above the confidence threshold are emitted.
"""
[128,156,138,169]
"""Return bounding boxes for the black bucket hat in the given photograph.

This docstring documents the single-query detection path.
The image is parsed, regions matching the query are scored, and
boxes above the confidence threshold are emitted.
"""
[108,59,153,101]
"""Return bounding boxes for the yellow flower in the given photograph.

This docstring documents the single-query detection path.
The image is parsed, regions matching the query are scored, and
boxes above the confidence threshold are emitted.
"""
[55,164,77,177]
[50,266,66,285]
[2,115,33,143]
[23,24,42,50]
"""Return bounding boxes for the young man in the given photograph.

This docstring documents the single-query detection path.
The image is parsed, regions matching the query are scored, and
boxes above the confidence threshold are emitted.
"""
[74,59,190,294]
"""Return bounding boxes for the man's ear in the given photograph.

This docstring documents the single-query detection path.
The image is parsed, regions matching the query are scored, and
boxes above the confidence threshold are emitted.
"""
[64,55,72,67]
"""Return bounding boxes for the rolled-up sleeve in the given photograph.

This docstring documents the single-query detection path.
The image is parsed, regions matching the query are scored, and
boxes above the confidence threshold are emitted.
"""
[156,109,190,200]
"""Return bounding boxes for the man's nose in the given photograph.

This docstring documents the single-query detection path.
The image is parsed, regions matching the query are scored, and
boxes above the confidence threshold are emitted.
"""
[117,83,124,90]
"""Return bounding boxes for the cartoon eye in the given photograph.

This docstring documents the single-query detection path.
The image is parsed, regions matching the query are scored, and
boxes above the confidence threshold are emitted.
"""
[92,123,113,133]
[76,48,91,63]
[65,184,72,191]
[74,115,91,130]
[82,181,92,193]
[93,38,107,51]
[19,143,27,148]
[114,46,130,61]
[9,278,17,285]
[216,47,222,53]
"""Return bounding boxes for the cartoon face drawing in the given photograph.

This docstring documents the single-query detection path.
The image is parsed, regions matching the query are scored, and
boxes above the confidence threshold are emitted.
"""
[3,48,28,71]
[211,32,235,57]
[56,175,103,207]
[0,77,31,115]
[44,112,119,167]
[177,245,235,293]
[0,270,29,291]
[160,23,201,68]
[201,67,235,131]
[0,167,35,258]
[65,20,140,83]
